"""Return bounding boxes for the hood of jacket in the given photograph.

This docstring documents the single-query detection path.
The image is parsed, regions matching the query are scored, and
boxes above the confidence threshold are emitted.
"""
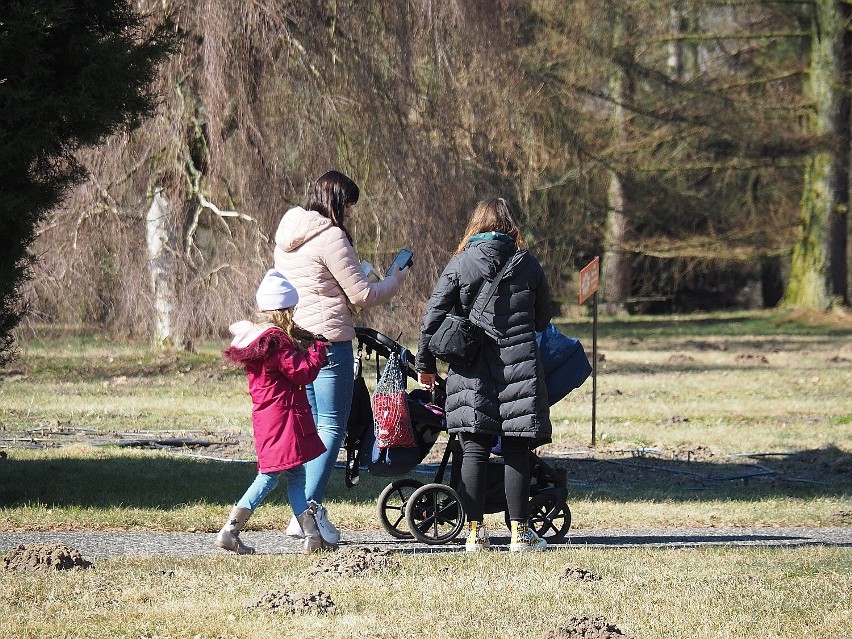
[275,206,333,253]
[463,236,523,280]
[224,321,285,365]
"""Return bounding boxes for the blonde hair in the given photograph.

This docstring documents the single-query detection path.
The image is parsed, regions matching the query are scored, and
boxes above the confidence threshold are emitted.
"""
[455,197,527,254]
[255,308,316,352]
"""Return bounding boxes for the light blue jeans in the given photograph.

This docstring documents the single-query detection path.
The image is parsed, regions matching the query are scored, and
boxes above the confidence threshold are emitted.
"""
[236,465,308,515]
[303,340,355,504]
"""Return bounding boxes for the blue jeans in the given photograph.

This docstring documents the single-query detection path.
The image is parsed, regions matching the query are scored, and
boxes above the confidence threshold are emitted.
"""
[304,340,354,504]
[235,465,308,515]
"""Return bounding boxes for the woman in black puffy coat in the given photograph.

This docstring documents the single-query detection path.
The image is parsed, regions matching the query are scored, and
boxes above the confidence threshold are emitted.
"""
[415,197,553,552]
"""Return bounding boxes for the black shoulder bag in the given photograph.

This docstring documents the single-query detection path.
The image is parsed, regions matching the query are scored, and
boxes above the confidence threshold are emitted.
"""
[428,255,514,367]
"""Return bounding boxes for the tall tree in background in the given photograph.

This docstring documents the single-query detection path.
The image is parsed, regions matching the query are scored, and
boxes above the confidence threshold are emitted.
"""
[538,1,816,311]
[601,3,636,315]
[0,0,174,361]
[784,0,850,309]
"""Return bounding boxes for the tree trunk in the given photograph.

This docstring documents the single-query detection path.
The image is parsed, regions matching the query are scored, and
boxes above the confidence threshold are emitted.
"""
[602,6,634,316]
[667,3,698,81]
[783,0,849,309]
[602,170,633,315]
[146,188,183,348]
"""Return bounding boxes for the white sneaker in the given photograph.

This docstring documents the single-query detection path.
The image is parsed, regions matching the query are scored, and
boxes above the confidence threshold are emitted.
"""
[509,528,547,552]
[285,515,304,539]
[310,501,341,545]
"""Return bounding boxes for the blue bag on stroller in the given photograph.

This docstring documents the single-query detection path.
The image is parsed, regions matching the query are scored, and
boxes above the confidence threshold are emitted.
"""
[536,323,592,405]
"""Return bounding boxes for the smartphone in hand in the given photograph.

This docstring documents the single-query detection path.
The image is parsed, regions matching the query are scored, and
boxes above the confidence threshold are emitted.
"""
[386,249,413,276]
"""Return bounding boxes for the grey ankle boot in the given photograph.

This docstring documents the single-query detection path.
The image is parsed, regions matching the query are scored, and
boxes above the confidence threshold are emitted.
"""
[295,504,337,554]
[215,506,255,555]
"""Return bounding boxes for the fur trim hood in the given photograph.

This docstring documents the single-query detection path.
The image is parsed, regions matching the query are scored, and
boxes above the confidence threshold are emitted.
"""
[224,321,288,365]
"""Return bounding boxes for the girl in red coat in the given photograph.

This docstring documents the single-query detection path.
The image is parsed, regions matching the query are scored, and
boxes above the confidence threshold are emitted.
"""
[216,269,335,554]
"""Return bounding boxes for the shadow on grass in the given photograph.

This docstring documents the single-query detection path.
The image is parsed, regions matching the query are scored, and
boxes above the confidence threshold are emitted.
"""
[0,453,391,510]
[557,445,852,503]
[0,446,849,510]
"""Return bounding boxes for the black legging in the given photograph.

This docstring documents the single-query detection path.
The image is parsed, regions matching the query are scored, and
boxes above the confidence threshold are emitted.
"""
[457,432,531,523]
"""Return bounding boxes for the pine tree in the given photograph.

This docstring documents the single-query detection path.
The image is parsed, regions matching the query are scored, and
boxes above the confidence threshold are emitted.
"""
[0,0,174,362]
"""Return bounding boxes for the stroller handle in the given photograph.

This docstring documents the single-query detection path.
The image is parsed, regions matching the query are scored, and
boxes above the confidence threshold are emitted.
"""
[354,326,445,391]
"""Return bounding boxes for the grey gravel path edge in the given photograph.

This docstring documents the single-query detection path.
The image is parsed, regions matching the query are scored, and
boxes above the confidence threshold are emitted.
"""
[1,527,850,559]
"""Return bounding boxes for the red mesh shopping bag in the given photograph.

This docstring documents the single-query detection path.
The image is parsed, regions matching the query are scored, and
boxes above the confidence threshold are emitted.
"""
[371,352,416,449]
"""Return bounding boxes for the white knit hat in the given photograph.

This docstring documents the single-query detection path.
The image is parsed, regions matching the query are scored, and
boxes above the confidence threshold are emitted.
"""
[255,269,299,311]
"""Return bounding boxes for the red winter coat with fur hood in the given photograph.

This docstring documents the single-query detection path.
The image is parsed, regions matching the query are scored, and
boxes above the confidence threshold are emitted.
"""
[225,322,327,474]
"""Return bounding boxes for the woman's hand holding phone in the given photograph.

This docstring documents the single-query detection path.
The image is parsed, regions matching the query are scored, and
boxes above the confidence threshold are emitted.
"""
[386,249,413,276]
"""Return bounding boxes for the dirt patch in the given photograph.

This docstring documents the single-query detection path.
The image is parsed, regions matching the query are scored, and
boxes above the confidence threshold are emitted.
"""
[661,444,716,463]
[543,616,634,639]
[0,425,254,460]
[734,352,769,365]
[2,543,92,572]
[245,590,335,614]
[559,566,602,582]
[685,340,728,351]
[308,546,400,578]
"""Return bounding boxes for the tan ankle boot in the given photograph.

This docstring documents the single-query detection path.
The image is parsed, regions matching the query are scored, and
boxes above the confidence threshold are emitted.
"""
[296,504,337,554]
[215,506,255,555]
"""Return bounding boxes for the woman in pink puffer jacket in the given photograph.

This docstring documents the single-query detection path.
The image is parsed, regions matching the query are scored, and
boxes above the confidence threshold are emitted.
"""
[274,171,410,544]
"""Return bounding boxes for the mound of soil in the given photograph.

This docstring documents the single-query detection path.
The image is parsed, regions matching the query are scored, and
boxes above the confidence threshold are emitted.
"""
[2,543,92,572]
[559,566,602,582]
[543,616,634,639]
[308,546,399,578]
[245,590,335,614]
[662,444,716,463]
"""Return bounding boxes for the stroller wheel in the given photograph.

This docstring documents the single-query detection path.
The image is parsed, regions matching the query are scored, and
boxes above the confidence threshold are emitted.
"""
[523,493,571,541]
[377,479,423,539]
[508,493,571,541]
[404,483,465,545]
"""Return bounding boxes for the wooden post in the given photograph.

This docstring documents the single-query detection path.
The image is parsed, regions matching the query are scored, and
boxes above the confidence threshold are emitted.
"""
[579,257,600,446]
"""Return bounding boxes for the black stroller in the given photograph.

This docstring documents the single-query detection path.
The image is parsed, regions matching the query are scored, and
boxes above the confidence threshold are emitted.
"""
[345,327,571,545]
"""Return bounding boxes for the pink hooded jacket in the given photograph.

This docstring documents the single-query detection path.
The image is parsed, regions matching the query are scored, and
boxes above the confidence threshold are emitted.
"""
[274,206,401,342]
[225,322,327,474]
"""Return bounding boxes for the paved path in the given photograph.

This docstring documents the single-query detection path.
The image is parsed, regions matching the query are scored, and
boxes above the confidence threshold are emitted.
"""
[2,527,850,559]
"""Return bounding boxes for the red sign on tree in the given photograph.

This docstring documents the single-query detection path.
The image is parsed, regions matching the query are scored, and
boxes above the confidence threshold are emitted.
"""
[579,256,600,304]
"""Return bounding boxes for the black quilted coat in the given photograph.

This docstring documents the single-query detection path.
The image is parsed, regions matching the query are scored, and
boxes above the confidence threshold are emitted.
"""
[415,234,553,442]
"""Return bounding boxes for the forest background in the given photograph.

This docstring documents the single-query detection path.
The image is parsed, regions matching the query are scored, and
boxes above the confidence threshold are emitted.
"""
[8,0,852,349]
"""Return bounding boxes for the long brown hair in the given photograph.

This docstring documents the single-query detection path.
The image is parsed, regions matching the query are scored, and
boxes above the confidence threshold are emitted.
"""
[305,170,359,243]
[455,197,527,254]
[256,309,316,352]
